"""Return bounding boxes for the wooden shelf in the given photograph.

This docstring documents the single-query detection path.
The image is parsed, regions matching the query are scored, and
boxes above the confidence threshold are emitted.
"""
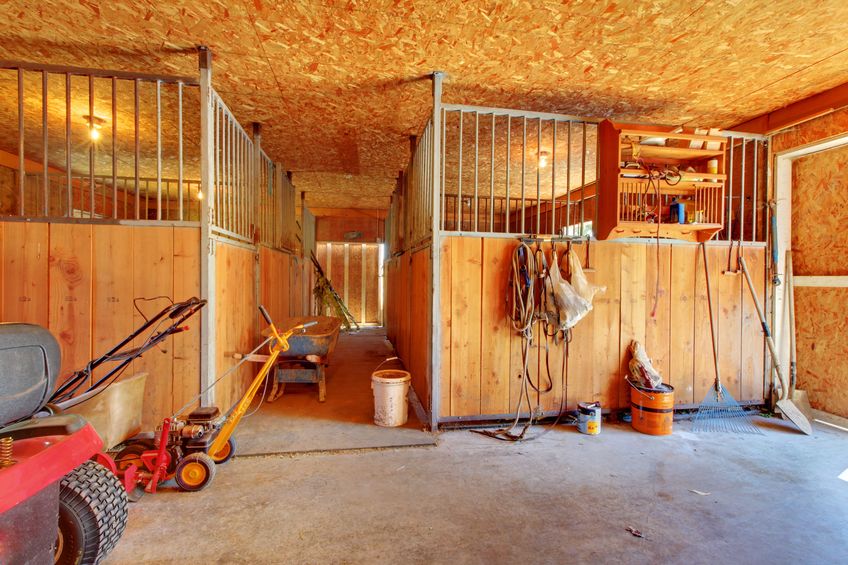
[597,120,727,243]
[621,144,725,162]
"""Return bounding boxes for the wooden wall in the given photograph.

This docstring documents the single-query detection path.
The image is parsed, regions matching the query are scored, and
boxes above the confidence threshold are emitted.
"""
[213,242,259,412]
[438,236,767,418]
[315,215,384,242]
[384,246,431,409]
[317,242,381,325]
[0,221,201,428]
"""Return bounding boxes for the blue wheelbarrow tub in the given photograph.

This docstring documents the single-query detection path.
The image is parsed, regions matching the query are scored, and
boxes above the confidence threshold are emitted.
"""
[263,316,342,360]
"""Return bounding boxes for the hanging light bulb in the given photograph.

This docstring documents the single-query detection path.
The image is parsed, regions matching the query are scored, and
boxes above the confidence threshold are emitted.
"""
[196,189,204,201]
[83,114,105,142]
[89,127,101,141]
[539,150,550,169]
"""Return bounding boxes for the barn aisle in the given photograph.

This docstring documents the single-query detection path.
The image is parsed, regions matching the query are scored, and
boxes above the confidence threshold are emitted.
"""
[234,328,435,455]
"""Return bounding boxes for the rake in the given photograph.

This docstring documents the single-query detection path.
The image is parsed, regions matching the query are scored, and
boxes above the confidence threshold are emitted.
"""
[692,243,762,434]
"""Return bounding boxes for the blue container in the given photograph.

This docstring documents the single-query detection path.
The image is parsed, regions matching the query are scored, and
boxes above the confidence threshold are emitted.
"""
[671,201,686,224]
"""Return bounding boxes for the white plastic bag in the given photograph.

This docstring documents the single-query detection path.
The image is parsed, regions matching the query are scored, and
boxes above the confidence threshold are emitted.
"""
[568,247,606,305]
[544,250,591,331]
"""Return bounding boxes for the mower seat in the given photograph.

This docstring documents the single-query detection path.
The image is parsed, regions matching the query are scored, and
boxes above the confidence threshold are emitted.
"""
[0,323,60,426]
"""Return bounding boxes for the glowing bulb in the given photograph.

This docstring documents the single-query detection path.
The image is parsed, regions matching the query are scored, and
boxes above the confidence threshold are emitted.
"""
[539,151,550,169]
[196,190,204,201]
[89,128,101,141]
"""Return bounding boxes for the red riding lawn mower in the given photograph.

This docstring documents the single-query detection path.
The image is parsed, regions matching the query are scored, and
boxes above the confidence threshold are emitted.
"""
[0,324,127,564]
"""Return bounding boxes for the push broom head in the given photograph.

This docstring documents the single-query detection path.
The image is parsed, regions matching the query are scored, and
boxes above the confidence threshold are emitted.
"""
[693,383,762,434]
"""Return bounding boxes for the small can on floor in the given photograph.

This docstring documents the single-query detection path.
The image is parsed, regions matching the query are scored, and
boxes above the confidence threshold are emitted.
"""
[577,402,602,435]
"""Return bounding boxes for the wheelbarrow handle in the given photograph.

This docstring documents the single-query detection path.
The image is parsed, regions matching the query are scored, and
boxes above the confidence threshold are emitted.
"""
[258,305,273,325]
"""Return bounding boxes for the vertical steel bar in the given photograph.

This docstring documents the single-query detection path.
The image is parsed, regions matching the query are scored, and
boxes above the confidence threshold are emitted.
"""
[65,73,72,216]
[536,118,542,234]
[457,111,463,231]
[178,82,184,221]
[566,122,572,234]
[42,71,48,216]
[490,113,495,233]
[474,112,479,231]
[89,75,95,217]
[521,117,526,234]
[17,69,25,215]
[430,71,444,430]
[551,121,557,234]
[740,139,747,242]
[752,139,759,243]
[134,79,140,219]
[442,108,446,230]
[580,122,587,235]
[156,80,162,220]
[111,77,117,219]
[506,117,511,232]
[727,138,734,241]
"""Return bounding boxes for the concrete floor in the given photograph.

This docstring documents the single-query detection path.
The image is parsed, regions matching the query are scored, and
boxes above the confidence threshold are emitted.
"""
[108,412,848,564]
[236,329,434,455]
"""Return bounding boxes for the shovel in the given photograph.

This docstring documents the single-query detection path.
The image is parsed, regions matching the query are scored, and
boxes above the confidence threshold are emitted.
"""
[739,256,812,435]
[785,251,815,425]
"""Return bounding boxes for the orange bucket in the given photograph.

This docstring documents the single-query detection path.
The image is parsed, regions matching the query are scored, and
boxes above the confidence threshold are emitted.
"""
[629,380,674,436]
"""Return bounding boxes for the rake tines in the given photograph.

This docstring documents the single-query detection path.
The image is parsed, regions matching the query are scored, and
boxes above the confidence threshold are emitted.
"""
[693,384,762,434]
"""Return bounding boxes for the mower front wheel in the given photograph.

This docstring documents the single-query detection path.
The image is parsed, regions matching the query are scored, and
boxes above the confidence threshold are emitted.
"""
[209,436,236,464]
[55,460,128,565]
[175,452,216,492]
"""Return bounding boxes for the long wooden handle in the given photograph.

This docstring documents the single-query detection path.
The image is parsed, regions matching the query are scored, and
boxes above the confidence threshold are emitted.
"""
[700,243,721,392]
[786,250,797,399]
[739,256,786,400]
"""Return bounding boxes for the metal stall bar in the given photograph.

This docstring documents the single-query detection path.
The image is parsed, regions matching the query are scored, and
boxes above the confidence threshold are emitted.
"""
[134,79,140,220]
[536,118,542,234]
[550,121,557,234]
[66,73,72,217]
[490,113,495,233]
[198,48,216,405]
[156,80,162,220]
[178,82,184,221]
[89,75,95,218]
[457,111,463,231]
[474,112,479,231]
[18,69,24,216]
[566,122,572,235]
[112,77,118,219]
[521,117,526,234]
[752,139,759,243]
[580,122,587,235]
[740,139,747,242]
[506,117,510,233]
[430,71,444,430]
[726,137,734,241]
[42,71,48,216]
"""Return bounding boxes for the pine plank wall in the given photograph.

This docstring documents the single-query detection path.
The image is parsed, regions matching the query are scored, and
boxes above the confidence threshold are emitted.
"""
[386,237,767,421]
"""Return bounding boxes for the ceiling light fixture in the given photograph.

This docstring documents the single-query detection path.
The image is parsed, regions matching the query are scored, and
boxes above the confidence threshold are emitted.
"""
[196,189,204,201]
[539,150,550,169]
[83,114,106,142]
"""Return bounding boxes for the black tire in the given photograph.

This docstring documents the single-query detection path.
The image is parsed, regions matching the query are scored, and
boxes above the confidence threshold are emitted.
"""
[174,452,216,492]
[56,460,128,565]
[209,436,236,464]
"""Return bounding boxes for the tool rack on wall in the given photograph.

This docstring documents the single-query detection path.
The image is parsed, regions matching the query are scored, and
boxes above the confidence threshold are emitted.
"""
[597,120,727,242]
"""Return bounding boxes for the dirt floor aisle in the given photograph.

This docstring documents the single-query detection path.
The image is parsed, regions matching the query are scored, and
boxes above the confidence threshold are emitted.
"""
[234,328,434,455]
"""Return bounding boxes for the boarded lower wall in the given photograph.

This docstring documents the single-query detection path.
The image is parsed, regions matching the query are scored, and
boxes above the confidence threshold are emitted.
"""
[0,221,201,428]
[385,246,431,410]
[438,237,767,418]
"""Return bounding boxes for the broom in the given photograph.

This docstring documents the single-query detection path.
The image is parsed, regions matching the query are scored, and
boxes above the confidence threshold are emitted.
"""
[692,243,761,434]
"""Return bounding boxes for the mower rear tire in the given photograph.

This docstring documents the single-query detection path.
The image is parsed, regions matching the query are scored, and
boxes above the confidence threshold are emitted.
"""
[209,436,236,464]
[175,452,216,492]
[56,460,128,565]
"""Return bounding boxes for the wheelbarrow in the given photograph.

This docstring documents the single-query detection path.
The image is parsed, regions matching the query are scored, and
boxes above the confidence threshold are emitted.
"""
[237,316,341,402]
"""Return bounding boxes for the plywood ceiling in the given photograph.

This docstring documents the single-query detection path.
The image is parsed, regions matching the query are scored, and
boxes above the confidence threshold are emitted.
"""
[1,0,847,209]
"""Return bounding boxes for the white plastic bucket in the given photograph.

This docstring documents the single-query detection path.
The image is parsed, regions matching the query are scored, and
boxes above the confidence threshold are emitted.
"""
[371,369,412,427]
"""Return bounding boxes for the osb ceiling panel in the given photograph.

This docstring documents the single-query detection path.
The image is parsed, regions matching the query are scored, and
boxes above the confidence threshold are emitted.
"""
[1,0,848,209]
